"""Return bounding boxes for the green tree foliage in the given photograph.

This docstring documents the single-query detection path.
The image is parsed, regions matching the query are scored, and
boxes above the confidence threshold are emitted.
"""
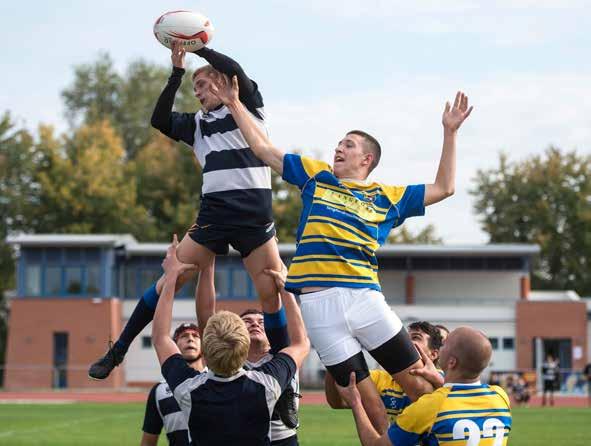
[471,148,591,295]
[271,170,302,242]
[387,224,443,244]
[62,53,197,158]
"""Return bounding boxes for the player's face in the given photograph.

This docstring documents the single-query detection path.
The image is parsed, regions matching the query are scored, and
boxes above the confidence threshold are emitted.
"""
[176,330,202,362]
[193,73,222,111]
[333,134,371,179]
[409,328,439,363]
[242,313,268,343]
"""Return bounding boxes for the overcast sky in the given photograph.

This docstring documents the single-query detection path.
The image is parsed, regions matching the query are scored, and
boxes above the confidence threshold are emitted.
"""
[3,1,590,243]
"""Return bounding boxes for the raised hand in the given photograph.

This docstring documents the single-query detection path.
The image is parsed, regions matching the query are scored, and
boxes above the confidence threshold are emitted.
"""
[442,91,473,132]
[263,262,288,290]
[335,372,363,408]
[161,234,199,276]
[171,40,186,69]
[209,74,239,106]
[409,342,444,388]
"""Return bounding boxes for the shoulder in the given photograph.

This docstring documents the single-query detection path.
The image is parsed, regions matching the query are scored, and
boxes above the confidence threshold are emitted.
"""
[490,385,511,408]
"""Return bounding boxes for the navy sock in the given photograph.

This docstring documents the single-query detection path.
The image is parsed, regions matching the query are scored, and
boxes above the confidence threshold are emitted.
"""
[115,284,159,351]
[264,307,290,354]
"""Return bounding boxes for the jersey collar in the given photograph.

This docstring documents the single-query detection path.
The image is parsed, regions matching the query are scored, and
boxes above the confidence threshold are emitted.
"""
[444,380,482,387]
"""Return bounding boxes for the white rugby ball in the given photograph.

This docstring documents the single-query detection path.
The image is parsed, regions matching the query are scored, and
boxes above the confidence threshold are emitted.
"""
[153,10,214,52]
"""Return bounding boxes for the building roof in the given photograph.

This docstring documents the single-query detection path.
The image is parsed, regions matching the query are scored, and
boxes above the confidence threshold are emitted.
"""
[6,234,540,257]
[6,233,137,248]
[529,290,581,302]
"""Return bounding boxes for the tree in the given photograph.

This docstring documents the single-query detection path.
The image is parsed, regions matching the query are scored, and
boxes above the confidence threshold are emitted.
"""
[471,148,591,295]
[272,170,302,242]
[62,54,200,158]
[387,224,443,244]
[34,121,151,235]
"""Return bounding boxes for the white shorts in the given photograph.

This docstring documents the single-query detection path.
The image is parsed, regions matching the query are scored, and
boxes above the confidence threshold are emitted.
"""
[298,287,403,366]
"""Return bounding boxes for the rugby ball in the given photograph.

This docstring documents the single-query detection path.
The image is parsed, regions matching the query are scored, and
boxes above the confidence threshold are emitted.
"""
[153,10,214,52]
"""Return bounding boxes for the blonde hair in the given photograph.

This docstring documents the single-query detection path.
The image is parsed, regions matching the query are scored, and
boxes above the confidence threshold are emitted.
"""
[202,311,250,376]
[192,64,222,82]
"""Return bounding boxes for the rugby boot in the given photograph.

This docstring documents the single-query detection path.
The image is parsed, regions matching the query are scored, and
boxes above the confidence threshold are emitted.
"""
[88,341,126,380]
[275,386,302,429]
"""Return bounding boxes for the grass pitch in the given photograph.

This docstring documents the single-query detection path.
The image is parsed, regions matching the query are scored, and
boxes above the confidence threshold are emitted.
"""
[0,403,589,445]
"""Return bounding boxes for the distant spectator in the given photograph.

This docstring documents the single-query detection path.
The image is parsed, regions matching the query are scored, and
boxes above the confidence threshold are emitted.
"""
[489,372,500,386]
[542,354,559,406]
[584,362,591,408]
[512,375,531,407]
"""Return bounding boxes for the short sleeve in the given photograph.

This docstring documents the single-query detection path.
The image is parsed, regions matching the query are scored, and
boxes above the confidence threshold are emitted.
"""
[257,352,297,393]
[142,384,163,435]
[395,184,425,220]
[388,391,443,446]
[161,353,200,393]
[282,154,332,189]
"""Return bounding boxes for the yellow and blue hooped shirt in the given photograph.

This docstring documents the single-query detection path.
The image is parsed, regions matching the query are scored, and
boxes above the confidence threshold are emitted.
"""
[282,154,425,292]
[388,383,512,446]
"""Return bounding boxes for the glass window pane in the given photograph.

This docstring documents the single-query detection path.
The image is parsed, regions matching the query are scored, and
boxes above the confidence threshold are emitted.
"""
[489,337,499,350]
[502,338,515,350]
[87,265,101,295]
[231,270,249,298]
[215,270,230,298]
[46,266,62,295]
[65,249,82,262]
[140,269,161,292]
[46,248,62,262]
[124,268,137,299]
[65,267,82,294]
[25,265,41,296]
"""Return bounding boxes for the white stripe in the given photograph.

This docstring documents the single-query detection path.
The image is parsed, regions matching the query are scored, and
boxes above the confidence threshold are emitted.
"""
[202,166,271,194]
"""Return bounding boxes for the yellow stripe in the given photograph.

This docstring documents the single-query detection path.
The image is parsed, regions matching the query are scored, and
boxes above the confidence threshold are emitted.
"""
[315,186,390,215]
[288,275,375,284]
[292,254,378,271]
[311,198,385,225]
[435,411,511,423]
[299,237,375,257]
[307,215,377,242]
[380,184,407,205]
[289,258,378,281]
[301,157,331,178]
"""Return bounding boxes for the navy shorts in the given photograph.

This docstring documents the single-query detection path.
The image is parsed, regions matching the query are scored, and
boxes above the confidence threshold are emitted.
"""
[188,222,276,258]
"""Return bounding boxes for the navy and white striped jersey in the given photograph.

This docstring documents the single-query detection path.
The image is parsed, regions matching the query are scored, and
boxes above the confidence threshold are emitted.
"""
[245,354,300,443]
[162,352,297,446]
[142,381,191,445]
[151,47,273,227]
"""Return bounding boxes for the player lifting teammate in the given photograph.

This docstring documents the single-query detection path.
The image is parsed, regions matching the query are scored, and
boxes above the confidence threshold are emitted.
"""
[89,40,284,380]
[209,75,473,432]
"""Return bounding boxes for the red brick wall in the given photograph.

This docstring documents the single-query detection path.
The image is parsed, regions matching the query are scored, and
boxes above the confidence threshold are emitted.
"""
[516,301,587,369]
[4,298,123,389]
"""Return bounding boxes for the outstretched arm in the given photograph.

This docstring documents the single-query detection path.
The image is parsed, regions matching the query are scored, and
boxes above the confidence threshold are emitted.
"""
[152,235,199,366]
[151,40,196,146]
[424,91,473,207]
[195,259,216,336]
[210,76,284,175]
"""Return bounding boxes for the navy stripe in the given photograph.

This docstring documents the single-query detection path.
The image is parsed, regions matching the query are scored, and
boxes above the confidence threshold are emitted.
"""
[438,408,510,417]
[203,147,267,173]
[307,218,376,242]
[447,392,498,398]
[289,273,374,280]
[291,257,377,270]
[166,429,191,445]
[159,395,182,416]
[200,113,239,138]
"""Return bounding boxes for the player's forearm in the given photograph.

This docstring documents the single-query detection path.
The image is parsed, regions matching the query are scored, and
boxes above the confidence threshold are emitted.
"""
[324,373,350,409]
[195,47,256,98]
[140,433,159,446]
[151,67,184,133]
[152,274,178,362]
[226,99,284,174]
[196,263,216,335]
[425,129,456,206]
[281,289,308,351]
[350,400,385,446]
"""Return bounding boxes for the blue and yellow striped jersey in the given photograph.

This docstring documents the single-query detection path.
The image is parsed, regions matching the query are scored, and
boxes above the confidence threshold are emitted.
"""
[282,154,425,292]
[387,383,512,446]
[370,369,410,423]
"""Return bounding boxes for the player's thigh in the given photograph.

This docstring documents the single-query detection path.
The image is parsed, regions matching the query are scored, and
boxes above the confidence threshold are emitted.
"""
[172,233,216,289]
[242,236,283,309]
[299,289,362,369]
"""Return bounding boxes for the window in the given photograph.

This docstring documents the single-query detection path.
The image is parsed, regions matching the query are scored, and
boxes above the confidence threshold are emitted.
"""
[142,336,152,349]
[25,265,41,296]
[502,337,515,350]
[231,269,250,298]
[87,265,101,295]
[215,269,231,297]
[45,266,62,295]
[65,267,82,294]
[489,337,499,350]
[140,269,161,292]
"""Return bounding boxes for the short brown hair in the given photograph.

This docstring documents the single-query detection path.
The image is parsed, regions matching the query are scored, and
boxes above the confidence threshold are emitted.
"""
[192,64,221,82]
[202,311,250,376]
[347,130,381,173]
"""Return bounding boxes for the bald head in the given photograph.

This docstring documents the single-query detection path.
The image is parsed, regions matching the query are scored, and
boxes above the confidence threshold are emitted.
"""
[441,326,492,380]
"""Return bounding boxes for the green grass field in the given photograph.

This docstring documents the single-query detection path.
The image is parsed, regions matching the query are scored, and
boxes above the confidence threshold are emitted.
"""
[0,403,589,445]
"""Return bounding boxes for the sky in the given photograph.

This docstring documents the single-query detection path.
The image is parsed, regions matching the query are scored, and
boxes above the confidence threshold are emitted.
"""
[2,0,591,243]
